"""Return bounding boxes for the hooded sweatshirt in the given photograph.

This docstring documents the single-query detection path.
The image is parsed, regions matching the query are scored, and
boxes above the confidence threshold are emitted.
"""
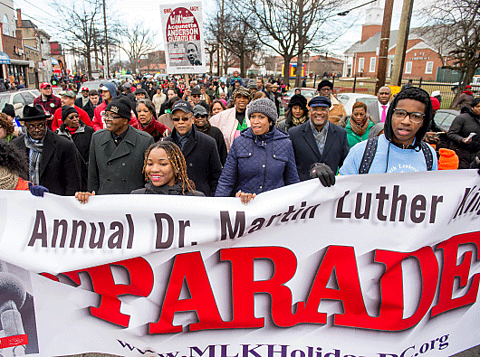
[340,87,438,174]
[93,82,118,130]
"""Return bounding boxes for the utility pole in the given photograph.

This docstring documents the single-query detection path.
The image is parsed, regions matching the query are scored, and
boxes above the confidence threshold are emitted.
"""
[375,0,394,94]
[390,0,414,86]
[220,0,225,76]
[102,0,110,78]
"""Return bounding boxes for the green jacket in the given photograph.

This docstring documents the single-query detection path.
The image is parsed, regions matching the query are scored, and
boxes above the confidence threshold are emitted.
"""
[345,118,375,148]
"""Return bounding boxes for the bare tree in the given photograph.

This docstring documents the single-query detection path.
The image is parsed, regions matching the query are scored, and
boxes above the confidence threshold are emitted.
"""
[208,4,262,77]
[49,0,103,78]
[419,0,480,104]
[233,0,344,86]
[205,40,218,75]
[118,23,158,74]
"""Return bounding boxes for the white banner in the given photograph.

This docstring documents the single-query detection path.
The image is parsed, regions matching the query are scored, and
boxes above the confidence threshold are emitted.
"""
[0,171,479,356]
[160,2,206,75]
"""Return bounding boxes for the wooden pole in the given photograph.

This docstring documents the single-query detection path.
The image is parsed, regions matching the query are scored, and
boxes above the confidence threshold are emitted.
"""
[375,0,394,94]
[390,0,414,86]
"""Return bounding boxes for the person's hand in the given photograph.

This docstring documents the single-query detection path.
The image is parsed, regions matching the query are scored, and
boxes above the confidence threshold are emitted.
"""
[28,182,49,197]
[75,191,95,204]
[310,162,335,187]
[424,132,439,144]
[462,137,473,144]
[236,191,256,205]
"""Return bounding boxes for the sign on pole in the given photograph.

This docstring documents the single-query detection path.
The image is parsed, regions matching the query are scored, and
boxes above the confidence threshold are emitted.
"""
[160,2,206,75]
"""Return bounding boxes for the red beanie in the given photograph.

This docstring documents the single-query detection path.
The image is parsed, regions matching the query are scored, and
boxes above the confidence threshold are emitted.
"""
[430,97,440,111]
[438,148,459,170]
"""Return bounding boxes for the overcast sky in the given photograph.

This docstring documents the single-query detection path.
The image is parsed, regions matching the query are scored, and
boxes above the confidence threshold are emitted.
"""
[14,0,434,60]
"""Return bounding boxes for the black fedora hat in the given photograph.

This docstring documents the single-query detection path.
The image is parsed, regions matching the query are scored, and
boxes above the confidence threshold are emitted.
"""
[22,104,48,121]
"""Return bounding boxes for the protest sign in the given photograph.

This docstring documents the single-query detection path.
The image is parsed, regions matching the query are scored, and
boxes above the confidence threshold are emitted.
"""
[160,2,206,74]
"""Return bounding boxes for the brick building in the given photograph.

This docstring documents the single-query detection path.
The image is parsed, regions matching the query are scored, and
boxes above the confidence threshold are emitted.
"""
[343,1,451,81]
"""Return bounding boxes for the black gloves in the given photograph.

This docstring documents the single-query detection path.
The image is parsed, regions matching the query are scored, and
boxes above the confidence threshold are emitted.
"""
[310,163,335,187]
[28,182,49,197]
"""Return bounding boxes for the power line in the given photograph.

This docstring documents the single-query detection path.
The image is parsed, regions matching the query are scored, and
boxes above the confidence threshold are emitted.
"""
[0,0,49,28]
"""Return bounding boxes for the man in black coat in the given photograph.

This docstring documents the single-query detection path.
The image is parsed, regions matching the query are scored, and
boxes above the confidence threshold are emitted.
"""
[289,96,350,181]
[193,104,228,165]
[165,100,222,196]
[12,104,82,195]
[88,96,154,194]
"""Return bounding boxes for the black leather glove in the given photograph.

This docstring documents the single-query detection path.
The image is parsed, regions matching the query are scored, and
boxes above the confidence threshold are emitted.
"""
[28,182,49,197]
[310,163,335,187]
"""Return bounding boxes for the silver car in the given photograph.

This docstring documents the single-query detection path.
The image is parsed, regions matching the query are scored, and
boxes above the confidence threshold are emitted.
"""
[0,88,41,118]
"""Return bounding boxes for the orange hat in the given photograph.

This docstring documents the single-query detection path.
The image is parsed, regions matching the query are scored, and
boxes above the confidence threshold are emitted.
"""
[438,148,459,170]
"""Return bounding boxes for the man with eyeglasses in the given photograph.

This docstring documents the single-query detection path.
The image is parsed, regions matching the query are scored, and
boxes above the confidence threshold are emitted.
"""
[87,96,154,194]
[165,100,222,196]
[340,87,438,175]
[290,96,349,184]
[316,80,346,125]
[11,104,81,195]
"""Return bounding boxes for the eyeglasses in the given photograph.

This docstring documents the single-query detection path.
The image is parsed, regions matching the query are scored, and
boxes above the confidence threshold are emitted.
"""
[392,109,425,124]
[172,115,192,122]
[195,115,208,119]
[192,95,200,98]
[25,122,46,131]
[102,113,123,122]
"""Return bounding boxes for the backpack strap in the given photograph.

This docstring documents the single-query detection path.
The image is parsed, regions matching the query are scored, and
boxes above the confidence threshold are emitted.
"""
[359,137,378,174]
[420,141,434,171]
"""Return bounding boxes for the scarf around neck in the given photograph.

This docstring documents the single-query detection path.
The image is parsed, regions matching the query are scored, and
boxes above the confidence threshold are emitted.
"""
[349,116,370,137]
[24,135,44,185]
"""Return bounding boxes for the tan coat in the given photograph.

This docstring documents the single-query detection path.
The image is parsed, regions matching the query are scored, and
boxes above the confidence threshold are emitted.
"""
[328,95,347,125]
[209,107,251,151]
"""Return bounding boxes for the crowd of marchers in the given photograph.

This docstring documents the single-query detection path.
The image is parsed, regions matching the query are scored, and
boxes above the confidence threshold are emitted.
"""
[0,72,479,202]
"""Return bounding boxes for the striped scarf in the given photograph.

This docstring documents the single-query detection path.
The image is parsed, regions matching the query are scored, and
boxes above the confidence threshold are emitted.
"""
[24,135,44,185]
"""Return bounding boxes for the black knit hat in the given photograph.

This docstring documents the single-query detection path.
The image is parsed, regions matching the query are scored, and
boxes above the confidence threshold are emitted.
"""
[2,103,15,117]
[62,105,78,122]
[288,94,307,112]
[106,97,132,120]
[317,80,333,91]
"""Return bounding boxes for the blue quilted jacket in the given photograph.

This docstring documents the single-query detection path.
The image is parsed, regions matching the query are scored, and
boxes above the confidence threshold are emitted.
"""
[215,127,300,196]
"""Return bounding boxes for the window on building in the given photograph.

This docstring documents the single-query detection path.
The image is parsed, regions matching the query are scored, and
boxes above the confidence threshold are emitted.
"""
[425,61,434,74]
[358,58,365,73]
[369,57,376,72]
[405,62,412,74]
[3,15,9,35]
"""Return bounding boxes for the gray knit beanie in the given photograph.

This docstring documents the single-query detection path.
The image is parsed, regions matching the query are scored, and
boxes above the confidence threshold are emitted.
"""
[247,97,278,124]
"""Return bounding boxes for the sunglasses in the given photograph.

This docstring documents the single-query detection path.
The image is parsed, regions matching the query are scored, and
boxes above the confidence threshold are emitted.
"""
[172,115,192,122]
[195,115,208,119]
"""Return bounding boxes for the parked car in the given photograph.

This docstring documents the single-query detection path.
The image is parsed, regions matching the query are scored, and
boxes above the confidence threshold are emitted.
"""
[336,93,378,115]
[281,87,317,109]
[117,74,135,83]
[75,80,107,99]
[434,109,460,131]
[0,89,40,118]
